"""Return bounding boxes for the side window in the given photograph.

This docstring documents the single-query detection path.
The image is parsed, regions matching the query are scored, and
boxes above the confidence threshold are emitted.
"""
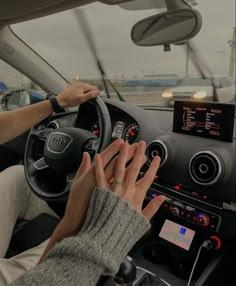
[0,59,46,112]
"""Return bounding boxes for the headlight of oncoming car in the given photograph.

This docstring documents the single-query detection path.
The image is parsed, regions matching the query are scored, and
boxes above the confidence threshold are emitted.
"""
[161,90,173,98]
[193,91,207,100]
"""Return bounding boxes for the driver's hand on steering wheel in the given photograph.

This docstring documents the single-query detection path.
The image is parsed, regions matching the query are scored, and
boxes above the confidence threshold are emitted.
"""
[56,81,101,108]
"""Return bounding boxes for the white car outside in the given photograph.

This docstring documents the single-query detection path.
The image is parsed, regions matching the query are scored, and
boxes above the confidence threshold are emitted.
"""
[162,77,235,105]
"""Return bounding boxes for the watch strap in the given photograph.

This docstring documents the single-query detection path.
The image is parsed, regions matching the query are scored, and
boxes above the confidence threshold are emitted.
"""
[48,93,64,113]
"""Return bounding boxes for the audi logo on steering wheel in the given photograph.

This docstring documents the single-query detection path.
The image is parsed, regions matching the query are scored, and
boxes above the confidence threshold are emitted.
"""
[47,132,73,154]
[52,137,66,145]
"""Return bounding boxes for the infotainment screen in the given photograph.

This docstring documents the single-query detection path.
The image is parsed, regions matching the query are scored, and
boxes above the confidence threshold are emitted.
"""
[173,101,235,142]
[159,220,195,251]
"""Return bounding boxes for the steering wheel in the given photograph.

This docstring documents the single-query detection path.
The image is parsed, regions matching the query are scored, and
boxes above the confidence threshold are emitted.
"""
[24,97,111,201]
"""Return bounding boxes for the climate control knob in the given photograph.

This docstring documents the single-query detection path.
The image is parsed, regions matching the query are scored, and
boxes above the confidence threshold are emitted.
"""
[197,213,210,226]
[171,207,180,216]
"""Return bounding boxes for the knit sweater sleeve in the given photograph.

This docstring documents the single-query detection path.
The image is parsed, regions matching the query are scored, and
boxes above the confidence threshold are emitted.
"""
[10,187,151,286]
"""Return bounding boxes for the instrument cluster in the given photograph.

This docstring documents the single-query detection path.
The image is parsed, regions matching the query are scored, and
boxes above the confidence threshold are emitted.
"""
[91,120,140,144]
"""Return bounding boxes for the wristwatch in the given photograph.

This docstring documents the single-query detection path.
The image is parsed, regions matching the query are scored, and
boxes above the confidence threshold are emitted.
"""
[47,93,64,113]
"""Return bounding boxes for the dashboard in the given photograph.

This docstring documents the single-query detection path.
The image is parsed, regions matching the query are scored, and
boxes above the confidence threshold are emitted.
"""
[47,98,236,257]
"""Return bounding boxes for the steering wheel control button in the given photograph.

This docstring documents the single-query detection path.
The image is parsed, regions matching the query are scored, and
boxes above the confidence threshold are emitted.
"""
[84,138,98,151]
[36,130,50,141]
[34,157,49,170]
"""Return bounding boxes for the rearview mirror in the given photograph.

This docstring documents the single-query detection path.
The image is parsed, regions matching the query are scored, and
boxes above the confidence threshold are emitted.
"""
[131,8,202,47]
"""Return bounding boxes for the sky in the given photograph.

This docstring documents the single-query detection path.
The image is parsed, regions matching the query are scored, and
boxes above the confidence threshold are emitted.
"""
[12,0,235,80]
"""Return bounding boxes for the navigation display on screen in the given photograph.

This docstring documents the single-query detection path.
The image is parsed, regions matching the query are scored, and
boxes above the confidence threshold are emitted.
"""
[173,101,235,142]
[159,220,195,251]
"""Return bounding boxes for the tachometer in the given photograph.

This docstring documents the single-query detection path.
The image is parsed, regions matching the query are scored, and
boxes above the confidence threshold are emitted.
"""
[123,123,139,144]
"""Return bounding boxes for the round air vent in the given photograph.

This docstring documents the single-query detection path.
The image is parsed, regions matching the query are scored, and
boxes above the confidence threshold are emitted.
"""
[47,121,59,129]
[146,140,168,167]
[189,151,222,186]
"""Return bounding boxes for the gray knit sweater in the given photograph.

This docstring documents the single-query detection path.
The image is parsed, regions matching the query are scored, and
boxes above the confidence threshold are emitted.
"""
[10,187,150,286]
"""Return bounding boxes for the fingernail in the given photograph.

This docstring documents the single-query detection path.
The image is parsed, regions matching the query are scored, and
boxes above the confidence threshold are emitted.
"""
[158,195,167,203]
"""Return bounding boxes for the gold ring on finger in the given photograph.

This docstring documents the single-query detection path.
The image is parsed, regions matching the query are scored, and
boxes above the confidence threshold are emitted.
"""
[113,178,124,185]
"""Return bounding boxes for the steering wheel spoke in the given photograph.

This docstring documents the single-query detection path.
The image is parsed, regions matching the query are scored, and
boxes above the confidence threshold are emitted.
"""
[34,157,50,171]
[35,129,52,142]
[66,171,77,184]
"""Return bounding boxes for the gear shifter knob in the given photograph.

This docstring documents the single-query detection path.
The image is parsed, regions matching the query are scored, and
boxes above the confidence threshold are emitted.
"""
[114,257,137,285]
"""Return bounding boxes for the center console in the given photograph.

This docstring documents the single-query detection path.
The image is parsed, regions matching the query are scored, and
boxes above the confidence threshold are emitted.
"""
[99,101,235,286]
[134,101,236,286]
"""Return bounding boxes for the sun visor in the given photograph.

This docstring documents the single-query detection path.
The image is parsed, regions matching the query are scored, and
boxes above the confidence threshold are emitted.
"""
[0,0,64,20]
[0,0,93,26]
[99,0,134,4]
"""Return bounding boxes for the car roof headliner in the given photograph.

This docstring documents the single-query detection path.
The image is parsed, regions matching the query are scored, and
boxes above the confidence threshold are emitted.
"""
[0,0,131,27]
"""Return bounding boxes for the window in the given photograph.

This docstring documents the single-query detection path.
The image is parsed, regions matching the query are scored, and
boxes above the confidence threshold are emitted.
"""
[0,59,46,111]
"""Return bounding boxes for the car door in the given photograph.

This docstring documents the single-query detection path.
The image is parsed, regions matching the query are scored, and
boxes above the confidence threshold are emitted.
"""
[0,59,46,171]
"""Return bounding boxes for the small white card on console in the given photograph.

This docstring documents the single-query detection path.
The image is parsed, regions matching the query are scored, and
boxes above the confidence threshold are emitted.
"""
[159,220,195,251]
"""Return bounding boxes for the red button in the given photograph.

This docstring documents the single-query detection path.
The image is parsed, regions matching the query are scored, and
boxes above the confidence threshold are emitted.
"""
[192,192,199,196]
[193,216,197,221]
[210,235,221,250]
[174,185,181,191]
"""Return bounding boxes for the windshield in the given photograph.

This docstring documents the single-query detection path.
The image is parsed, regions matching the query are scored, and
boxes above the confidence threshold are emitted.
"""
[12,0,235,106]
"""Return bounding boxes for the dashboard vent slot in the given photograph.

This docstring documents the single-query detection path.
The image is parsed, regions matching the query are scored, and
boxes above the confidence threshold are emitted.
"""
[189,151,222,186]
[146,140,168,167]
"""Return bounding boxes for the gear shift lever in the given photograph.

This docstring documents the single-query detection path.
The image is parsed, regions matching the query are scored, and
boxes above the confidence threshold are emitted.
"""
[96,257,137,286]
[114,257,137,285]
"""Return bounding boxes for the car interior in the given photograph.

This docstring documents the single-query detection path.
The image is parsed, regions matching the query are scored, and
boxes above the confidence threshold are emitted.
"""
[0,0,235,285]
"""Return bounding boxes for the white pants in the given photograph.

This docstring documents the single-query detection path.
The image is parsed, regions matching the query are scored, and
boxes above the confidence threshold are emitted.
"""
[0,165,56,285]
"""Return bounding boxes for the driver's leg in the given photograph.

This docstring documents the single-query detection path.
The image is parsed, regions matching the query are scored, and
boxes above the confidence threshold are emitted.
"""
[0,165,56,258]
[0,239,49,285]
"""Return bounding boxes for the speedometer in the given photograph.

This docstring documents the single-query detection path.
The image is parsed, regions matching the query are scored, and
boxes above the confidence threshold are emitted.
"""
[123,123,139,144]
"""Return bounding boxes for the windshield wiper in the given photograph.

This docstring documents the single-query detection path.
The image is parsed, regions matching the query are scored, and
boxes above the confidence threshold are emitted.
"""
[73,9,125,102]
[186,42,219,102]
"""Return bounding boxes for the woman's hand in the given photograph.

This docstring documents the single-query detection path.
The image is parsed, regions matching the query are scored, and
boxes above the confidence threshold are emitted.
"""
[57,140,138,237]
[39,139,130,263]
[95,141,166,220]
